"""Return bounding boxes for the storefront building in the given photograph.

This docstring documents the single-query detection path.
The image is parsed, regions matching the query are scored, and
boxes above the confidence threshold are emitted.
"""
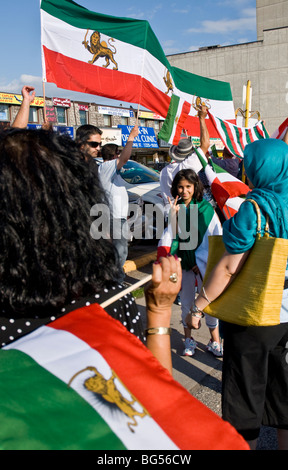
[0,92,170,166]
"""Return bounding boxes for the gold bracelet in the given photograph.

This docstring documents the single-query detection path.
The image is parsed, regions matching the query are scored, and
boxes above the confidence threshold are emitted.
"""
[145,327,171,335]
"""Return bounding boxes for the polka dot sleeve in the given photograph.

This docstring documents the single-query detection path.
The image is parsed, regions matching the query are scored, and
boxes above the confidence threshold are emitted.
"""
[0,283,145,348]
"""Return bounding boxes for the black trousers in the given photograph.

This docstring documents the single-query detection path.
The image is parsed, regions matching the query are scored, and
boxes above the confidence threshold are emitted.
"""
[221,321,288,441]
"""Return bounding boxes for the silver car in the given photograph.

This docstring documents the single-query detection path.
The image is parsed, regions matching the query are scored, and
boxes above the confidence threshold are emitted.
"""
[119,160,165,241]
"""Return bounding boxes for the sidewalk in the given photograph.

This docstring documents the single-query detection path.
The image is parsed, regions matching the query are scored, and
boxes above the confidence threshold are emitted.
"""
[124,256,222,397]
[124,256,278,450]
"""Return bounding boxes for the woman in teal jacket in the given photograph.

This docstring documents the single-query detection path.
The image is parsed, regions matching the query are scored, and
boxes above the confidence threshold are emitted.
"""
[187,139,288,450]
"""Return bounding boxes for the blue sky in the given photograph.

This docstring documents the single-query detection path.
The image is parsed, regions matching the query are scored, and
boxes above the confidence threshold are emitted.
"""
[0,0,257,106]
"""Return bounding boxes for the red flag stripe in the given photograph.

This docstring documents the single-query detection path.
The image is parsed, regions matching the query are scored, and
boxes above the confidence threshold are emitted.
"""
[50,305,248,450]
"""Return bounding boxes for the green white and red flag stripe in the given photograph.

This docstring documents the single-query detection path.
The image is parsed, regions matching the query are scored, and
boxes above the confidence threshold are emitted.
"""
[158,94,191,145]
[195,148,249,218]
[271,117,288,140]
[0,304,248,450]
[208,112,270,159]
[40,0,235,137]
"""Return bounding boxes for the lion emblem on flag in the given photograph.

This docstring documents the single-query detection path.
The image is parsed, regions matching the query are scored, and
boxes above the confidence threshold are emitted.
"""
[82,30,118,70]
[69,366,148,432]
[163,69,174,95]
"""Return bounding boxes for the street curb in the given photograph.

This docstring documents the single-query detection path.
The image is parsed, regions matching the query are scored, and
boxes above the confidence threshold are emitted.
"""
[123,251,157,273]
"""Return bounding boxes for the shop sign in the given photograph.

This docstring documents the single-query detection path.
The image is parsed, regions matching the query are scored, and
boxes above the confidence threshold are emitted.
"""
[78,104,89,111]
[45,106,57,122]
[99,127,122,146]
[118,125,159,149]
[98,105,130,117]
[53,97,71,107]
[27,124,74,138]
[0,92,44,107]
[138,110,164,120]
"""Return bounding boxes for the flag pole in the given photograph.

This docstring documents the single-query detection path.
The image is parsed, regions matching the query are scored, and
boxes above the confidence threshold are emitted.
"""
[42,81,47,123]
[242,80,251,182]
[100,274,152,309]
[245,80,251,128]
[136,103,140,125]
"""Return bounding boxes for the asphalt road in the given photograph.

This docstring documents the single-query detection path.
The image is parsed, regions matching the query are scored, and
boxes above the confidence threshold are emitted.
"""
[124,242,279,451]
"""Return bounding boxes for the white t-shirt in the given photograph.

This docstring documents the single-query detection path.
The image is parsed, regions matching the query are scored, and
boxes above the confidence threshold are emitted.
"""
[160,151,204,215]
[98,160,129,219]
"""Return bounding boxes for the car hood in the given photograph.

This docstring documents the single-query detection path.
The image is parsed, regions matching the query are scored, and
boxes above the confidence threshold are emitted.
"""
[125,182,163,206]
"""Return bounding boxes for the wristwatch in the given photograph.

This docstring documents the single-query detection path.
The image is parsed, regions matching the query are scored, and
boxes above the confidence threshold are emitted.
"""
[189,305,205,318]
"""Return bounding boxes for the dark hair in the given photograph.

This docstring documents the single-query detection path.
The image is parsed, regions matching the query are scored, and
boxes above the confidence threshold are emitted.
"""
[101,143,119,161]
[0,128,120,316]
[171,169,203,202]
[75,124,102,145]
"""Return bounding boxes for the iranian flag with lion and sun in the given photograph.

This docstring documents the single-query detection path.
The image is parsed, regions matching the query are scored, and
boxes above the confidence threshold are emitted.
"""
[40,0,235,137]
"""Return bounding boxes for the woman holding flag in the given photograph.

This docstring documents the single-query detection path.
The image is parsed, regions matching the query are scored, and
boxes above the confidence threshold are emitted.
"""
[168,168,223,357]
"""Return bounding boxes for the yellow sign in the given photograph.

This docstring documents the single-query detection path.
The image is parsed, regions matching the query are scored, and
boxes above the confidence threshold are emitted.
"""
[0,93,44,107]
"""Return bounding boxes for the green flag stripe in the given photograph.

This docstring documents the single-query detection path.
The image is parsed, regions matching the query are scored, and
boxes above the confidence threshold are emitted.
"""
[219,120,236,155]
[41,0,233,101]
[194,148,207,168]
[158,95,180,141]
[253,125,265,140]
[234,126,243,152]
[245,128,252,145]
[0,349,125,450]
[171,66,233,101]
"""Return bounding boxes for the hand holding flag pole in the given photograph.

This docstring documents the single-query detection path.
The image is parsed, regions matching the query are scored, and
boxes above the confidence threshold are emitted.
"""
[100,275,152,309]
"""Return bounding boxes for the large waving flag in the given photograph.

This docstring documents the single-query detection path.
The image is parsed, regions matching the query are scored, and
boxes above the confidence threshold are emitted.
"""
[208,112,270,158]
[271,117,288,140]
[158,94,191,144]
[40,0,235,137]
[0,304,248,450]
[195,148,250,219]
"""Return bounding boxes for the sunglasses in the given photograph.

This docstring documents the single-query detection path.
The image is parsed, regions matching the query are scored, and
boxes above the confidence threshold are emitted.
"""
[87,141,102,148]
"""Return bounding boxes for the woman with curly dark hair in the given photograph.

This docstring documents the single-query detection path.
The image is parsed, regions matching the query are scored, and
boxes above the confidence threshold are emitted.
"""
[169,169,223,357]
[0,128,145,346]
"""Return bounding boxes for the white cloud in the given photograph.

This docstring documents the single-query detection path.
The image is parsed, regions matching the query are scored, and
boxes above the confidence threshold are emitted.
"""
[0,75,42,94]
[0,74,130,106]
[126,4,163,21]
[187,15,256,35]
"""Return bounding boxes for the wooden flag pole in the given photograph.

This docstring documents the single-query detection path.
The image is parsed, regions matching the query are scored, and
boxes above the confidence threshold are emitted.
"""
[42,81,47,123]
[136,103,140,125]
[100,274,152,309]
[242,80,251,182]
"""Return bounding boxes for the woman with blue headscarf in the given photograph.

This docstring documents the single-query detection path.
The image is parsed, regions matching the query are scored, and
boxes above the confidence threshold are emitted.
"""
[185,139,288,450]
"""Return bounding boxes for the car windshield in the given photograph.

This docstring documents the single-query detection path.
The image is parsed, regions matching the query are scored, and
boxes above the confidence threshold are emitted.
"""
[119,160,159,184]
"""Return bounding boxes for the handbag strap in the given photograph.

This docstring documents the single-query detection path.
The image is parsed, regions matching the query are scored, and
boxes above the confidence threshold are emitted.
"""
[245,198,270,239]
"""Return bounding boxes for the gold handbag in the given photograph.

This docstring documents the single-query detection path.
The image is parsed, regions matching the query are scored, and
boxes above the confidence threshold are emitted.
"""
[202,199,288,326]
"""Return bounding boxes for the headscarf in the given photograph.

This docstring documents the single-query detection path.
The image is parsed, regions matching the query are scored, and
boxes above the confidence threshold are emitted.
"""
[244,138,288,238]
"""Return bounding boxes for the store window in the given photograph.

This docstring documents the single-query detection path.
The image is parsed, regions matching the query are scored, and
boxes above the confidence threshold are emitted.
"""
[79,110,88,125]
[154,120,160,131]
[0,104,9,121]
[121,116,128,125]
[103,114,111,126]
[139,118,146,127]
[56,107,66,124]
[28,107,38,123]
